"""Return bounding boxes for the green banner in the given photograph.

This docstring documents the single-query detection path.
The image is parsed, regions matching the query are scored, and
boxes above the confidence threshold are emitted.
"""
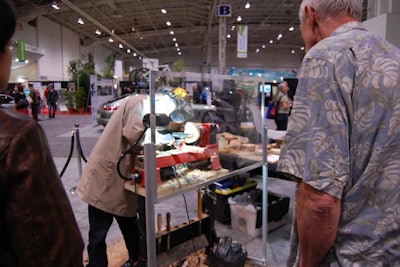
[17,40,26,62]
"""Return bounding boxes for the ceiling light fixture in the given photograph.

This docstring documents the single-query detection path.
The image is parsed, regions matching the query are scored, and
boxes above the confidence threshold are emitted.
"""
[78,18,84,24]
[108,38,114,43]
[236,16,242,22]
[231,26,236,30]
[127,49,131,53]
[177,48,180,51]
[133,52,137,56]
[178,52,181,55]
[119,44,123,48]
[95,29,101,35]
[175,43,178,47]
[269,40,274,44]
[170,30,174,35]
[51,2,60,10]
[131,27,135,32]
[166,21,171,26]
[289,26,294,31]
[301,47,305,50]
[277,33,283,40]
[161,9,167,14]
[227,34,231,38]
[291,50,295,54]
[255,48,260,53]
[245,2,250,9]
[172,37,176,42]
[262,44,266,48]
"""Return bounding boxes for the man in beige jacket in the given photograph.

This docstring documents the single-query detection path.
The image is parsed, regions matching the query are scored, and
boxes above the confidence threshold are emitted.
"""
[77,95,148,267]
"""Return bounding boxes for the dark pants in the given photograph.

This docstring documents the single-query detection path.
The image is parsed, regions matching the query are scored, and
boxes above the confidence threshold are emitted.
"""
[275,113,289,130]
[48,102,57,118]
[86,205,140,267]
[31,103,39,120]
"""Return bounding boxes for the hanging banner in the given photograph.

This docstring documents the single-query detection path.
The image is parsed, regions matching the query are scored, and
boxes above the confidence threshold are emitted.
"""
[237,25,248,58]
[17,40,26,62]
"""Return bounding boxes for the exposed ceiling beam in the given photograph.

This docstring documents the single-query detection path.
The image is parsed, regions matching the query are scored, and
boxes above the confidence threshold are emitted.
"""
[60,0,147,58]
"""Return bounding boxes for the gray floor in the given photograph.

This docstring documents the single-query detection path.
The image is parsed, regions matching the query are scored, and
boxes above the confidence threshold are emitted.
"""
[39,114,296,266]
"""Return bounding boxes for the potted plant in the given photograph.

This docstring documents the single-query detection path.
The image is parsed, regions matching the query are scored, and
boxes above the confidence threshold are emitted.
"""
[61,90,75,114]
[75,87,87,114]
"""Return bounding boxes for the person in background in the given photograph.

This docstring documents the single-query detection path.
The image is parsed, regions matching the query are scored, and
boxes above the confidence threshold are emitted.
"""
[76,96,147,267]
[274,81,291,130]
[0,0,84,266]
[192,84,201,104]
[277,0,400,266]
[46,83,58,119]
[28,83,39,120]
[13,83,29,115]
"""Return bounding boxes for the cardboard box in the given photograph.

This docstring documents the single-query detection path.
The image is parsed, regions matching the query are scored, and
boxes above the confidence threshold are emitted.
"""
[228,190,290,237]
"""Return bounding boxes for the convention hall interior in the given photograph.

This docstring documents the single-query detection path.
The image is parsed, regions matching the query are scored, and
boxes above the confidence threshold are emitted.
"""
[6,0,400,266]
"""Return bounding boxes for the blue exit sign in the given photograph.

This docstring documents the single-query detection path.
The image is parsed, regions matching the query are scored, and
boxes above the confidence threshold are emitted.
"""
[217,5,232,17]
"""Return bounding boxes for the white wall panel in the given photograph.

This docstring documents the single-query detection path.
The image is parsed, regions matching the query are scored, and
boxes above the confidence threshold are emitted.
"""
[13,22,37,46]
[61,27,80,81]
[37,16,62,81]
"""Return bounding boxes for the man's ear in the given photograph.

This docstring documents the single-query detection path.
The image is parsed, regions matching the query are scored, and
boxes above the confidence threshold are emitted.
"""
[304,6,317,27]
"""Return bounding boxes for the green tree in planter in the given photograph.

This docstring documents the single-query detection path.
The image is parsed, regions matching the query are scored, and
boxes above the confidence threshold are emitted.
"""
[61,90,74,110]
[75,87,87,111]
[103,53,115,78]
[67,53,95,111]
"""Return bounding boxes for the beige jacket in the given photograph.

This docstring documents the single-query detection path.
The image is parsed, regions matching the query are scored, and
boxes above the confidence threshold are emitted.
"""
[77,95,148,217]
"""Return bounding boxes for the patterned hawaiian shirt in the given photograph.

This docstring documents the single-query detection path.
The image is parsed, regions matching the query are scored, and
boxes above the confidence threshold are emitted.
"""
[278,21,400,267]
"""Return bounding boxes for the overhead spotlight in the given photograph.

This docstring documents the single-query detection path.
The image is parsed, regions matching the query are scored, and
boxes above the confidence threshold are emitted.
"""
[95,29,101,35]
[269,39,274,44]
[291,50,295,54]
[140,36,143,40]
[108,38,114,43]
[236,16,242,22]
[262,44,266,48]
[166,21,171,26]
[277,33,283,40]
[119,44,123,49]
[245,2,250,9]
[131,27,135,32]
[301,46,305,50]
[255,48,260,53]
[289,26,294,31]
[175,43,178,47]
[172,37,177,42]
[178,52,182,55]
[177,48,180,51]
[133,52,137,56]
[231,25,236,30]
[127,49,131,53]
[170,30,174,35]
[227,34,231,39]
[161,8,167,14]
[51,2,60,10]
[78,18,84,24]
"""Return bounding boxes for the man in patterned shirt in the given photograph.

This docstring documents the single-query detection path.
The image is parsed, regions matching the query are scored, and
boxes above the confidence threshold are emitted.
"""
[277,0,400,266]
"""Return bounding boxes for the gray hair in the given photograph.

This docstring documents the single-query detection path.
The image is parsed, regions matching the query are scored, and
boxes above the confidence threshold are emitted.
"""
[299,0,362,23]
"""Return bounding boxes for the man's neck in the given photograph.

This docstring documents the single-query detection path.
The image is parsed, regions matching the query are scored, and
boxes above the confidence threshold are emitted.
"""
[318,16,358,39]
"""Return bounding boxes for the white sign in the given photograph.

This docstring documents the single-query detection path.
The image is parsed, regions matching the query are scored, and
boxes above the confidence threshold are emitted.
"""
[142,58,159,70]
[237,25,248,58]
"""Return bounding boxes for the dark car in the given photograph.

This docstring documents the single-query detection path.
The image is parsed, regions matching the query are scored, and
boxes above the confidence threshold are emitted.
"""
[0,94,15,109]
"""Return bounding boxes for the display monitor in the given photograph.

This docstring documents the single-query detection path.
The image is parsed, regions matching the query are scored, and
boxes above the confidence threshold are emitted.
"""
[259,83,272,97]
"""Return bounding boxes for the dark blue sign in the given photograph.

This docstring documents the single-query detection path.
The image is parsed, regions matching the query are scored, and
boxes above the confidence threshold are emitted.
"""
[217,5,231,17]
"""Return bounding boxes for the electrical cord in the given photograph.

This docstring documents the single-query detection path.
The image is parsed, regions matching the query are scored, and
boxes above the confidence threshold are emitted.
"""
[116,128,147,181]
